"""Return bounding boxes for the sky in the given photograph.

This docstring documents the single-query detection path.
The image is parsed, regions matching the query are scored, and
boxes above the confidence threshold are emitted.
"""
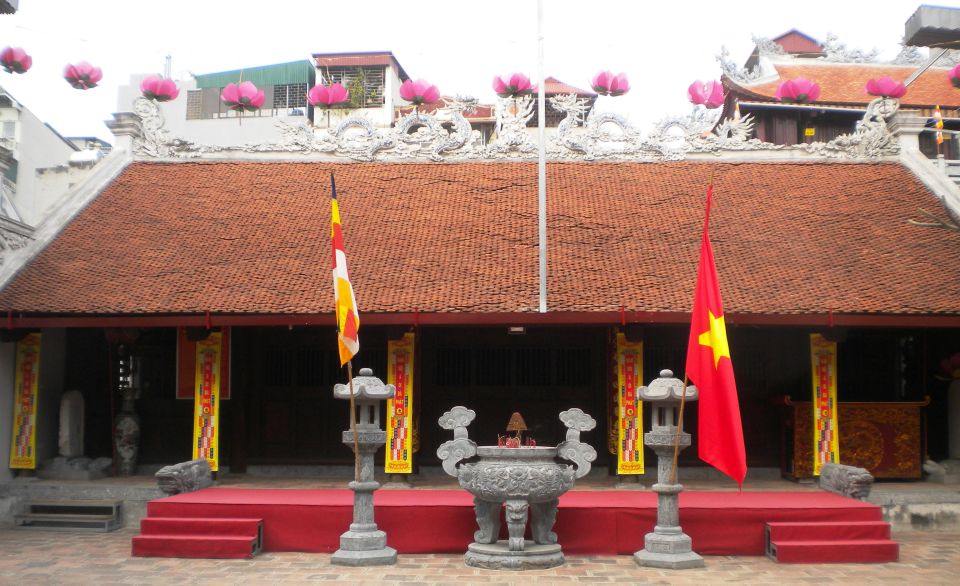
[0,0,957,143]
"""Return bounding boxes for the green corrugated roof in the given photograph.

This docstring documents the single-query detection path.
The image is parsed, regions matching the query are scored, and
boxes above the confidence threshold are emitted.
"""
[194,60,315,89]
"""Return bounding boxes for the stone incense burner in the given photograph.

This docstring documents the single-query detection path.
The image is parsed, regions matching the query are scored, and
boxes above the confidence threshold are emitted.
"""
[437,406,596,570]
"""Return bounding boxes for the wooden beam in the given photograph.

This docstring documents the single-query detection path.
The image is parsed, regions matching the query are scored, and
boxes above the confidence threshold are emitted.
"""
[5,311,960,329]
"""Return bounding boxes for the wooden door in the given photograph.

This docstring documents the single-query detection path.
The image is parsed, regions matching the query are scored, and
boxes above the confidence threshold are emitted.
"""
[246,328,345,463]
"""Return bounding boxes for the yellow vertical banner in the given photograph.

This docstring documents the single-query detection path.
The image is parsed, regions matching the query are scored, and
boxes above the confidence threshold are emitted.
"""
[810,333,840,476]
[192,331,222,472]
[616,333,644,474]
[385,332,415,474]
[9,333,42,470]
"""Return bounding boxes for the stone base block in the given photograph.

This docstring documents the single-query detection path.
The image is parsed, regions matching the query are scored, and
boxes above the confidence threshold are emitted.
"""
[633,548,705,569]
[634,528,704,569]
[642,529,693,554]
[337,528,388,551]
[465,540,564,570]
[331,545,397,566]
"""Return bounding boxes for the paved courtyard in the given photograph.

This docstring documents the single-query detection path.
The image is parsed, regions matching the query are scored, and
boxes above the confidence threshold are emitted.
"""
[0,528,958,585]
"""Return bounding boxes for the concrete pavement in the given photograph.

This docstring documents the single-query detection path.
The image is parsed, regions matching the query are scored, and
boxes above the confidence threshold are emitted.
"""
[0,528,958,585]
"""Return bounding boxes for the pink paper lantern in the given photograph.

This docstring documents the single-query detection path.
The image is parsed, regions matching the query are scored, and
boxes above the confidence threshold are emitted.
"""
[307,83,349,107]
[220,81,265,112]
[399,79,440,106]
[64,61,102,90]
[493,73,534,98]
[950,64,960,89]
[688,80,725,109]
[140,75,180,102]
[591,71,630,97]
[865,76,906,99]
[0,47,32,74]
[775,77,821,104]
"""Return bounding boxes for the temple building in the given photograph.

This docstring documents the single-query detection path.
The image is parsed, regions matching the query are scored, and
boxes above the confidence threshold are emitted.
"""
[720,29,960,158]
[1,31,959,489]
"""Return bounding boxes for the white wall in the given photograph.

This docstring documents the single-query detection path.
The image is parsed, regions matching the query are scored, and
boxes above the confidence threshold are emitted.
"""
[33,162,101,207]
[1,106,78,225]
[118,74,312,148]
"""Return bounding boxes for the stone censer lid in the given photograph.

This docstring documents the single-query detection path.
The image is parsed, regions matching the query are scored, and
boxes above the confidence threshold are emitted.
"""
[476,445,558,457]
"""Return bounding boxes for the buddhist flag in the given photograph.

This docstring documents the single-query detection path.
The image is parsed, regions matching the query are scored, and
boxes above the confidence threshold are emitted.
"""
[685,185,747,487]
[331,173,359,365]
[935,105,944,145]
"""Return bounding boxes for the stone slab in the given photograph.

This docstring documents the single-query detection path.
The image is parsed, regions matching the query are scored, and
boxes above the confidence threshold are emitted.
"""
[465,540,564,570]
[634,548,705,569]
[337,528,388,551]
[331,545,397,566]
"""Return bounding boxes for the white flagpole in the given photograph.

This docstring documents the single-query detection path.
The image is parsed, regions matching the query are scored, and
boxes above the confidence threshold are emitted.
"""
[537,0,547,313]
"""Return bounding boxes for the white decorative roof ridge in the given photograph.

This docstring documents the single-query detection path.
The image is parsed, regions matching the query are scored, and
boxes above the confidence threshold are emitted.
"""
[125,94,904,165]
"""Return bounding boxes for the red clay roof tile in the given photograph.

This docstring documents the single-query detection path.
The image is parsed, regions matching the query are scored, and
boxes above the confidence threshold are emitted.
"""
[727,61,960,109]
[771,30,824,56]
[544,77,595,96]
[0,161,957,318]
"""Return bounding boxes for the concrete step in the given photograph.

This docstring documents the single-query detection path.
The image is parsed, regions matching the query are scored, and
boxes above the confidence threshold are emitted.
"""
[766,521,891,542]
[15,499,122,532]
[132,534,260,559]
[769,539,899,564]
[140,517,262,541]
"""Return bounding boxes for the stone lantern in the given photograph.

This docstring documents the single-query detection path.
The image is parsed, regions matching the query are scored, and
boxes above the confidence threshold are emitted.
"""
[331,368,397,566]
[633,369,704,569]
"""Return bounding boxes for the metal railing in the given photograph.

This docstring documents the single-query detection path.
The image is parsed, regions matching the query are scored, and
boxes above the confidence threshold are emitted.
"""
[935,155,960,181]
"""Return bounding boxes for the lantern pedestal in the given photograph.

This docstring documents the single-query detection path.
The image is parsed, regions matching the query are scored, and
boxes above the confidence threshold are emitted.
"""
[633,370,704,569]
[331,369,397,567]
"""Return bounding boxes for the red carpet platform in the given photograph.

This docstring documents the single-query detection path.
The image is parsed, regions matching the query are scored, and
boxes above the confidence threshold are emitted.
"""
[136,488,887,558]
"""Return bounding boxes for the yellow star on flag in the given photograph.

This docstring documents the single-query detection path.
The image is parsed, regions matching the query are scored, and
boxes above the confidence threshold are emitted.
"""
[698,310,730,369]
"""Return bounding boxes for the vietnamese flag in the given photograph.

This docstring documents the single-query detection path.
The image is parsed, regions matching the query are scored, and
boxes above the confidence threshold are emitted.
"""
[685,185,747,487]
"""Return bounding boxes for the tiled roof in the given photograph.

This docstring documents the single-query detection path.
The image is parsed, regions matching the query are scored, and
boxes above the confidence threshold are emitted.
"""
[0,161,958,318]
[312,53,393,67]
[312,52,409,81]
[544,77,595,97]
[770,30,824,56]
[726,61,960,109]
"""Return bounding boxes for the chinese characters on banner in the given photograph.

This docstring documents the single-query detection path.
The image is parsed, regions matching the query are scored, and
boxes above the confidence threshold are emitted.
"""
[192,331,223,472]
[810,333,840,475]
[9,333,42,469]
[616,333,644,474]
[176,327,230,400]
[385,332,415,474]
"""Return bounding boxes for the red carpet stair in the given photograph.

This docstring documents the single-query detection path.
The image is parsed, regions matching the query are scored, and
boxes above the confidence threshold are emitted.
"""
[765,521,898,563]
[132,517,263,559]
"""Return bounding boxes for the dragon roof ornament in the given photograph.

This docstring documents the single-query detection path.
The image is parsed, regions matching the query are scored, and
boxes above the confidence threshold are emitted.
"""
[892,45,926,66]
[722,33,924,79]
[129,92,902,163]
[752,35,786,57]
[716,46,765,84]
[821,32,880,63]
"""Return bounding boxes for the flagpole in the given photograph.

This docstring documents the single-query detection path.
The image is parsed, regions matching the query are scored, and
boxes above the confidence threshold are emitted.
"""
[536,0,547,313]
[673,172,714,485]
[331,171,362,485]
[347,360,360,483]
[670,375,688,485]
